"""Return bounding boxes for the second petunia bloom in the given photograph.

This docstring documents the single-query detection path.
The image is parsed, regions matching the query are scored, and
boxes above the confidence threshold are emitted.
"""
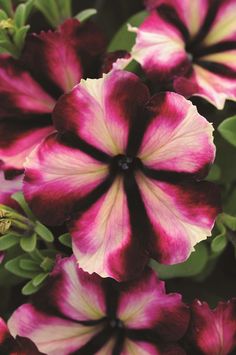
[132,0,236,109]
[23,70,220,281]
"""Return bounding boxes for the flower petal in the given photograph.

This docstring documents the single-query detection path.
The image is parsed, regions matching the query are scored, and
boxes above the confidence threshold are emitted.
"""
[45,256,106,321]
[138,92,215,177]
[23,133,108,225]
[203,0,236,46]
[8,304,102,355]
[0,56,55,118]
[22,23,83,94]
[190,62,236,109]
[118,269,189,341]
[0,119,53,171]
[130,11,189,83]
[70,176,148,281]
[53,70,150,156]
[136,173,220,264]
[122,339,160,354]
[187,299,236,355]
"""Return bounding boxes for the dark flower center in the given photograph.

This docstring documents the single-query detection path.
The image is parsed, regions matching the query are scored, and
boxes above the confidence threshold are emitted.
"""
[111,154,142,174]
[109,318,124,329]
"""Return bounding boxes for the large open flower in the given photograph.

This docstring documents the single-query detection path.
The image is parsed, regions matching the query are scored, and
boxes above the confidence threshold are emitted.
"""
[0,19,106,173]
[131,0,236,109]
[186,299,236,354]
[23,70,220,281]
[8,256,189,355]
[0,317,44,354]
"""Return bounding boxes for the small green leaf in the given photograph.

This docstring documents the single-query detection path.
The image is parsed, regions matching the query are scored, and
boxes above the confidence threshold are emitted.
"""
[40,257,54,272]
[206,164,221,182]
[0,234,19,251]
[14,25,29,49]
[19,259,40,272]
[75,8,97,23]
[14,4,26,27]
[32,272,48,287]
[222,213,236,231]
[0,0,13,17]
[20,233,37,252]
[211,234,227,253]
[35,221,54,242]
[150,242,208,279]
[11,192,35,220]
[59,233,71,248]
[5,255,38,279]
[22,279,41,295]
[218,115,236,147]
[108,11,148,52]
[0,9,8,21]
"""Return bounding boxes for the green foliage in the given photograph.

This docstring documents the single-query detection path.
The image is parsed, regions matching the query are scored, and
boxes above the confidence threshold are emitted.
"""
[108,10,148,52]
[150,242,208,279]
[0,0,34,58]
[218,115,236,147]
[35,0,72,28]
[59,233,72,248]
[75,8,97,23]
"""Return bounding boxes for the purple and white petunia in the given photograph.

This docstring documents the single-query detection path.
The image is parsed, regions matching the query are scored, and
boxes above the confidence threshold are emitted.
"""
[0,316,44,354]
[131,0,236,109]
[8,256,189,355]
[23,70,220,281]
[0,19,106,173]
[186,299,236,355]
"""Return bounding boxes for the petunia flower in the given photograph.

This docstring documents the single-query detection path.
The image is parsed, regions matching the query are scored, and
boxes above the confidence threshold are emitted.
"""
[23,70,220,281]
[8,256,189,355]
[0,19,106,173]
[185,299,236,355]
[131,0,236,109]
[0,317,44,354]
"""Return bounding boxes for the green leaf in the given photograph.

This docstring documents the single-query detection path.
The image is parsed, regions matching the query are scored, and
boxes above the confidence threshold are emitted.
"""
[35,221,54,242]
[32,272,48,287]
[20,233,37,252]
[14,4,26,27]
[59,233,71,248]
[0,0,13,17]
[108,10,148,52]
[22,279,41,295]
[218,115,236,147]
[150,242,208,279]
[206,164,221,182]
[0,9,8,21]
[5,255,39,279]
[13,25,29,49]
[211,234,227,253]
[75,8,97,23]
[19,258,40,272]
[222,213,236,231]
[11,192,35,220]
[40,257,54,272]
[0,233,19,251]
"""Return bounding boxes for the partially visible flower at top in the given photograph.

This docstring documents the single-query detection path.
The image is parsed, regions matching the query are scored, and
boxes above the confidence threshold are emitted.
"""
[0,18,106,173]
[8,256,189,355]
[185,299,236,355]
[23,70,220,281]
[0,317,44,354]
[131,0,236,109]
